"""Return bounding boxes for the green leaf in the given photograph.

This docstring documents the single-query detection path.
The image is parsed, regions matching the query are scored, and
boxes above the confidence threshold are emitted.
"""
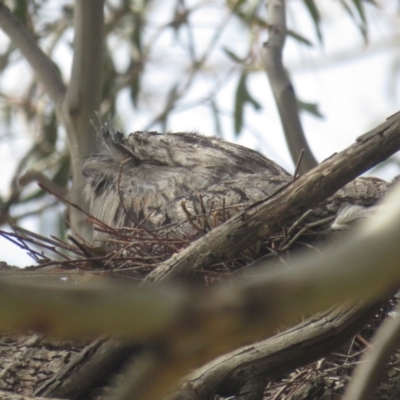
[223,47,246,64]
[246,91,262,111]
[234,72,263,136]
[101,44,118,109]
[339,0,369,42]
[339,0,355,19]
[302,0,323,44]
[297,100,324,119]
[352,0,366,23]
[287,29,313,47]
[129,65,141,108]
[351,0,368,42]
[131,11,143,55]
[234,73,247,135]
[210,100,223,138]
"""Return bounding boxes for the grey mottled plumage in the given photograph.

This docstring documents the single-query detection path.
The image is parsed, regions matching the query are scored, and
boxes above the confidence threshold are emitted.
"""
[82,128,388,241]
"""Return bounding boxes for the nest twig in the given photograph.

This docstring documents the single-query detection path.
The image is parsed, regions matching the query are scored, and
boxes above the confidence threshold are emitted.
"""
[0,189,336,285]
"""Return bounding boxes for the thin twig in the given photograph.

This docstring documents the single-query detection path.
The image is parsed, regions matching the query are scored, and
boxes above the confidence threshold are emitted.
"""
[198,195,212,231]
[37,183,120,237]
[14,227,81,255]
[180,201,205,235]
[294,149,305,179]
[280,217,334,251]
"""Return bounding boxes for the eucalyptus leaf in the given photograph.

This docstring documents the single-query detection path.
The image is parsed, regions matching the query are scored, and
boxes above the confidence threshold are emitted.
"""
[302,0,323,43]
[234,72,262,136]
[287,29,313,47]
[211,100,223,138]
[297,99,324,119]
[223,47,246,64]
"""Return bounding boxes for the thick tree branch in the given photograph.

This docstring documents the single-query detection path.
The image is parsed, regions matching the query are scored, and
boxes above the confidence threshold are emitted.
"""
[62,0,104,156]
[146,111,400,283]
[34,337,137,399]
[34,336,130,398]
[62,0,105,240]
[169,303,382,400]
[263,0,318,173]
[0,4,66,110]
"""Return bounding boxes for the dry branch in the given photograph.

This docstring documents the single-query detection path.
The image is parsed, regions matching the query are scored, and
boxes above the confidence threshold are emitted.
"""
[146,111,400,283]
[169,303,382,400]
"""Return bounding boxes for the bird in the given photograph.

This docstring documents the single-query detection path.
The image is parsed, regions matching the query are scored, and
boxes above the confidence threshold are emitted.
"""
[82,127,388,243]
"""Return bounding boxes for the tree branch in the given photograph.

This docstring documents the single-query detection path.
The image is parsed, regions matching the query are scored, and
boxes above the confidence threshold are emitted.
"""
[62,0,104,156]
[169,303,382,400]
[263,0,318,173]
[0,4,66,110]
[62,0,105,240]
[145,111,400,283]
[34,337,137,399]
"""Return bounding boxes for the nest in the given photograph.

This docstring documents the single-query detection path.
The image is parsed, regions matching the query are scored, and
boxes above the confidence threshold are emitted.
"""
[0,196,337,285]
